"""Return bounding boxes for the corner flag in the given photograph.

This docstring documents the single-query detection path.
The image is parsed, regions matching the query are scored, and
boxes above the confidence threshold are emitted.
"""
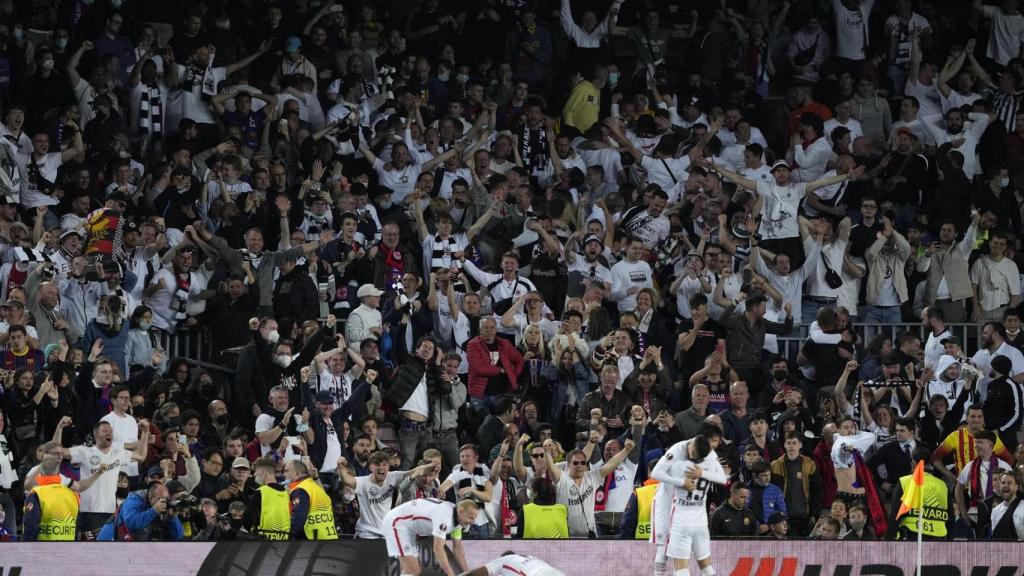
[897,460,925,518]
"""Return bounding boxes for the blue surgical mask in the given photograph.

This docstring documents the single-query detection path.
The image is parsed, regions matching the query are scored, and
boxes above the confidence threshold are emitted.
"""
[139,321,152,330]
[1000,177,1010,188]
[56,37,68,50]
[608,72,619,85]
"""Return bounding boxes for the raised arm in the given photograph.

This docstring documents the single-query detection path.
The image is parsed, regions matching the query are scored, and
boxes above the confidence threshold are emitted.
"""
[224,40,272,76]
[709,161,759,192]
[805,166,862,194]
[597,439,634,477]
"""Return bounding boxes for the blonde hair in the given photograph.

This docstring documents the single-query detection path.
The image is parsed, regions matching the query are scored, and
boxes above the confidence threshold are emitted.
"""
[520,324,547,357]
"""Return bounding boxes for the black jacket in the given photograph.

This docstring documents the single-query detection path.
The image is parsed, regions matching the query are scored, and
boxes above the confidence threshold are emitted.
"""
[272,267,320,324]
[383,349,438,411]
[234,326,331,425]
[866,440,916,489]
[709,502,758,536]
[302,377,370,471]
[983,376,1024,438]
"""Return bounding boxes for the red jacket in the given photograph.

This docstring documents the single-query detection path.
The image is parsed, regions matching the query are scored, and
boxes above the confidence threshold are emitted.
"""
[466,336,524,399]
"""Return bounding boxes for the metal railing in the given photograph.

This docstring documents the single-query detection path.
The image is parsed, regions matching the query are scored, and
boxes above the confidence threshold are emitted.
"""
[773,322,983,362]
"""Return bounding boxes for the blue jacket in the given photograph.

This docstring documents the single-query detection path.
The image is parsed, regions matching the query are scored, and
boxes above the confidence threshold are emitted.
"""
[746,482,787,524]
[97,490,184,541]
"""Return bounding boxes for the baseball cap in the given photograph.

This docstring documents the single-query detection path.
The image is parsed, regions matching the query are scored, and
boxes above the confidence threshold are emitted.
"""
[285,36,302,53]
[231,457,251,470]
[315,391,335,404]
[686,248,704,261]
[770,160,791,173]
[124,221,139,234]
[1,299,22,309]
[582,233,604,248]
[895,126,917,139]
[357,284,384,298]
[107,190,128,204]
[768,511,788,525]
[146,465,164,478]
[59,229,82,242]
[940,336,962,347]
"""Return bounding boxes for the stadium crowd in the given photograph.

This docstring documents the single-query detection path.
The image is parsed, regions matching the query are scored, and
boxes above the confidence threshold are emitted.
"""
[0,0,1022,546]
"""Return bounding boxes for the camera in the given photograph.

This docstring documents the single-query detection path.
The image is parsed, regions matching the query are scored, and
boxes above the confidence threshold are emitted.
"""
[391,281,410,308]
[167,494,198,511]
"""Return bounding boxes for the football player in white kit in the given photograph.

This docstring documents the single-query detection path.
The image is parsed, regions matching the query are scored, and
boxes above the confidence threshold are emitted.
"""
[383,497,480,576]
[650,434,728,576]
[460,551,566,576]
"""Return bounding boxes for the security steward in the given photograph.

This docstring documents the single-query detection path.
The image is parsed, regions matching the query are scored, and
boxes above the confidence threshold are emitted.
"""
[22,455,85,541]
[243,457,290,540]
[886,447,951,540]
[284,459,337,540]
[619,461,658,539]
[517,477,569,538]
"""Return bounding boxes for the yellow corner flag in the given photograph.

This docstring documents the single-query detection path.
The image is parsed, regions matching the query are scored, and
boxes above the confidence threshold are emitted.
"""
[897,460,925,518]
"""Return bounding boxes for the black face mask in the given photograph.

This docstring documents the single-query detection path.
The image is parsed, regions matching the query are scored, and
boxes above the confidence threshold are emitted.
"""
[116,487,129,498]
[166,416,181,428]
[215,413,228,425]
[773,370,788,382]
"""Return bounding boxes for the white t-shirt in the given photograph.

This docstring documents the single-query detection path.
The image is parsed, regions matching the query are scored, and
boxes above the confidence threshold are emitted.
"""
[610,259,653,312]
[904,80,942,118]
[885,13,931,67]
[832,0,876,60]
[591,459,638,513]
[100,411,140,477]
[320,419,343,474]
[384,497,455,539]
[556,469,602,537]
[399,374,429,418]
[205,179,253,203]
[984,6,1024,65]
[972,342,1024,402]
[147,267,204,330]
[756,181,807,240]
[70,445,133,513]
[315,368,359,409]
[355,471,406,538]
[172,64,227,124]
[485,554,563,576]
[620,209,670,249]
[824,117,864,142]
[639,155,690,203]
[0,432,17,489]
[18,152,63,208]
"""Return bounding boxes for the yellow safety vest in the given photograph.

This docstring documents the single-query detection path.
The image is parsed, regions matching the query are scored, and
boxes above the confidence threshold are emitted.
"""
[522,503,569,538]
[257,485,291,540]
[32,479,79,541]
[634,483,657,539]
[899,473,949,538]
[291,477,338,540]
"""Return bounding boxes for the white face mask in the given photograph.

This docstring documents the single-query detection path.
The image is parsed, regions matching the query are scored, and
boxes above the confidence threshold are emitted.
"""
[41,59,55,71]
[608,72,619,85]
[1000,177,1010,187]
[273,354,292,368]
[266,329,280,344]
[139,321,152,330]
[379,200,393,210]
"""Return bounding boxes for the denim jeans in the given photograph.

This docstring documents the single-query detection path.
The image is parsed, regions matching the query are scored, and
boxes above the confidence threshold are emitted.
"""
[398,418,432,471]
[862,304,903,323]
[550,380,591,423]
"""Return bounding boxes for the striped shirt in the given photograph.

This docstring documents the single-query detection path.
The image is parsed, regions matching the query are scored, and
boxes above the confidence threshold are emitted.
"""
[992,89,1024,131]
[933,427,1014,473]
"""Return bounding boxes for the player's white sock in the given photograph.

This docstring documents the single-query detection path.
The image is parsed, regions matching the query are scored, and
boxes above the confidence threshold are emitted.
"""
[674,570,690,576]
[701,566,717,576]
[654,562,671,576]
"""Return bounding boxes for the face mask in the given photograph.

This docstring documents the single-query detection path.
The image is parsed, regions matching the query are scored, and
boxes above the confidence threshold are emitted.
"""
[379,200,393,209]
[456,73,469,84]
[437,71,450,82]
[41,59,55,71]
[773,370,788,381]
[266,330,280,344]
[1000,177,1010,187]
[608,72,619,85]
[215,413,228,425]
[116,487,129,498]
[216,20,231,30]
[56,37,68,50]
[110,0,122,7]
[166,416,181,428]
[342,489,356,503]
[12,28,22,41]
[273,355,292,368]
[849,518,866,531]
[139,321,152,330]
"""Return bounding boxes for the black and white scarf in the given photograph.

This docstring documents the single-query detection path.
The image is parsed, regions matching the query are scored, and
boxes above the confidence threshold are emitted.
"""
[429,234,461,271]
[138,84,163,135]
[173,271,191,324]
[13,247,51,263]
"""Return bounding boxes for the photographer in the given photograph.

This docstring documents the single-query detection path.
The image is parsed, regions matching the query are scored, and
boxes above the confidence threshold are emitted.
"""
[97,481,184,541]
[192,497,233,541]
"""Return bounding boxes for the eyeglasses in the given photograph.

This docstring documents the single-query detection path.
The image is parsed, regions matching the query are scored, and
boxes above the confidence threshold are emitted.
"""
[571,460,587,466]
[531,453,545,459]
